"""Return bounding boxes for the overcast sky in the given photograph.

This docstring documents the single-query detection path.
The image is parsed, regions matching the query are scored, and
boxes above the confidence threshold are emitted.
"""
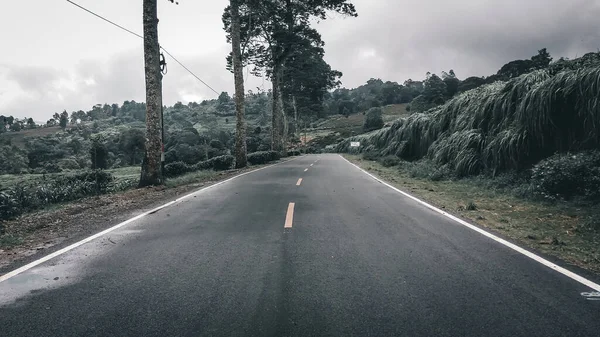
[1,0,599,121]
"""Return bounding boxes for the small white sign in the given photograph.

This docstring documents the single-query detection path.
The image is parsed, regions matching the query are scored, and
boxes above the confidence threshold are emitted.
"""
[350,142,360,147]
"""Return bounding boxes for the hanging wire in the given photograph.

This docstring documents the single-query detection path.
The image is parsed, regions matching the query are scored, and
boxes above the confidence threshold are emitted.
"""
[66,0,219,95]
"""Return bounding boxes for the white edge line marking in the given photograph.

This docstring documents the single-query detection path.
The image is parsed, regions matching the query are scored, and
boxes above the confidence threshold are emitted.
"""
[296,178,303,186]
[304,168,309,172]
[0,156,303,283]
[310,163,314,166]
[338,155,600,292]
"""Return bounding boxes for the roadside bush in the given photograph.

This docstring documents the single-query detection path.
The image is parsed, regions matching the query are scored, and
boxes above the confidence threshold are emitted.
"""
[192,160,212,171]
[209,139,225,150]
[287,150,301,156]
[530,151,600,201]
[108,178,138,193]
[44,162,62,173]
[164,161,192,178]
[59,158,81,170]
[0,170,115,220]
[429,165,452,181]
[247,151,281,165]
[63,170,114,192]
[164,155,235,178]
[304,146,318,154]
[363,107,384,132]
[405,160,437,180]
[209,155,235,171]
[0,190,22,221]
[362,151,380,161]
[90,140,109,170]
[379,156,400,167]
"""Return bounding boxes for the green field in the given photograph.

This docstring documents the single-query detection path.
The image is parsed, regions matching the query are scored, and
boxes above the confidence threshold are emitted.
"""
[0,166,141,189]
[302,103,410,143]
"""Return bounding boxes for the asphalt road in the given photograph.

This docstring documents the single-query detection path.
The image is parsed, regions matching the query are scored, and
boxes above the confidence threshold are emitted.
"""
[1,154,599,336]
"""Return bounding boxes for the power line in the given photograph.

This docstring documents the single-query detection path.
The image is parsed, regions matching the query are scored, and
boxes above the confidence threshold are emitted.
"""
[160,49,220,95]
[66,0,220,95]
[66,0,143,39]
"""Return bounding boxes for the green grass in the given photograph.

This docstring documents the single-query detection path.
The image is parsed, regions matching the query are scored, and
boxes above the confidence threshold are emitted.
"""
[303,103,410,144]
[344,154,600,274]
[0,166,141,189]
[108,166,140,180]
[1,126,69,148]
[0,234,24,249]
[164,170,220,188]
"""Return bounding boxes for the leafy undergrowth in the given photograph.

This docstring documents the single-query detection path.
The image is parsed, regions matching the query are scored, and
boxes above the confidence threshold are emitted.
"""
[344,155,600,274]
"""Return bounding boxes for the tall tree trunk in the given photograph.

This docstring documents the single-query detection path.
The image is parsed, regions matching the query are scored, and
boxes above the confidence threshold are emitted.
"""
[292,95,298,124]
[230,0,247,168]
[279,74,287,155]
[271,64,284,155]
[292,94,298,141]
[139,0,163,187]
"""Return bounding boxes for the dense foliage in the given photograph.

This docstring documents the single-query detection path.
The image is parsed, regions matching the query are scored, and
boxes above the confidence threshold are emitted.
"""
[0,170,115,220]
[163,155,235,178]
[363,107,384,132]
[337,51,600,201]
[530,151,600,201]
[246,151,281,165]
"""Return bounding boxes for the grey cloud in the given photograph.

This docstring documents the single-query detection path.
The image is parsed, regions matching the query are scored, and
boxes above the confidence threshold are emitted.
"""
[6,65,62,94]
[319,0,600,86]
[0,46,265,121]
[2,0,600,120]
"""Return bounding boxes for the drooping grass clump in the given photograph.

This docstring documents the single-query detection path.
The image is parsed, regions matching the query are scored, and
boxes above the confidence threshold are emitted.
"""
[338,56,600,180]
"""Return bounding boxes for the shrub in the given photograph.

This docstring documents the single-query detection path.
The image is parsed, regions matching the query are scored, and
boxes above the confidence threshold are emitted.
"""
[90,140,109,170]
[362,151,380,161]
[287,150,301,156]
[530,151,600,201]
[209,139,225,150]
[0,190,25,220]
[209,155,235,171]
[379,156,400,167]
[363,107,385,132]
[0,171,115,220]
[165,155,235,178]
[429,165,452,181]
[109,178,138,193]
[192,159,212,171]
[247,151,281,165]
[164,161,192,178]
[406,160,437,180]
[66,170,113,191]
[59,158,81,170]
[44,162,62,173]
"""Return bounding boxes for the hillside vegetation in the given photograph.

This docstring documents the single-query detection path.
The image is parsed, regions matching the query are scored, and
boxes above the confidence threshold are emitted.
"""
[337,52,600,201]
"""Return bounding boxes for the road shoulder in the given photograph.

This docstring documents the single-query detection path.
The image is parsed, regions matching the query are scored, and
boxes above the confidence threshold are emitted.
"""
[342,154,600,277]
[0,159,295,274]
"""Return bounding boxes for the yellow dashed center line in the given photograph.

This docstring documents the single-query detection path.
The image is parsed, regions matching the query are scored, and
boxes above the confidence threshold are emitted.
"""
[284,202,295,228]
